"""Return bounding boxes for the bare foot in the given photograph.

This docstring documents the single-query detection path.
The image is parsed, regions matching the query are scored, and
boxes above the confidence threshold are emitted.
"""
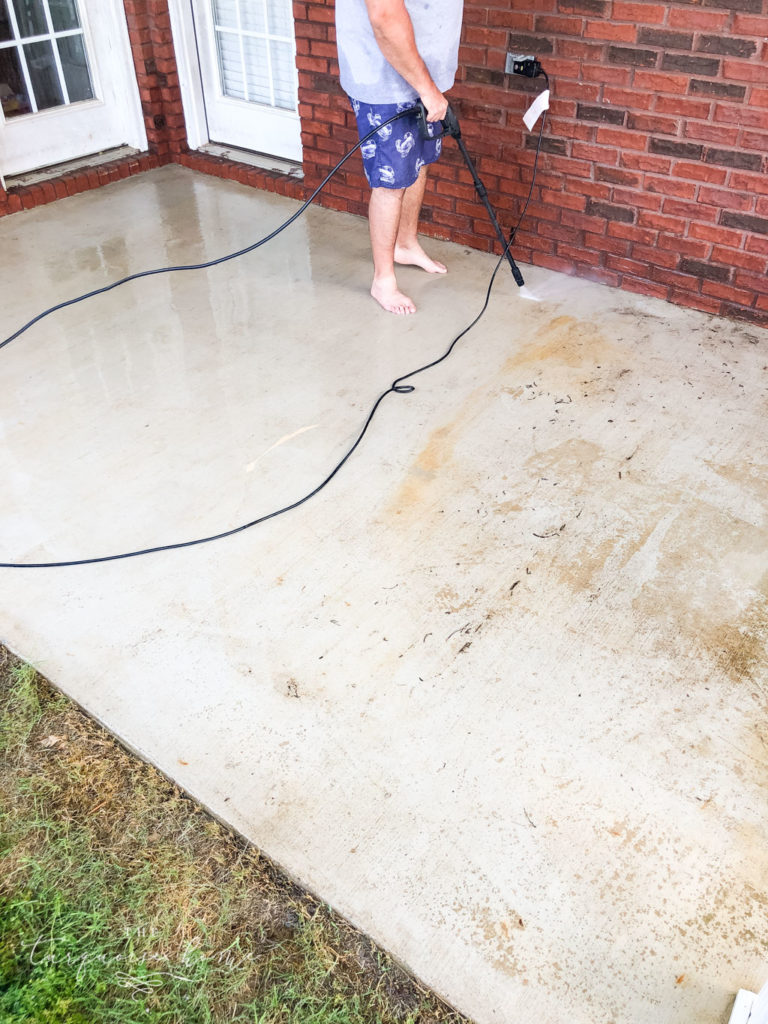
[371,275,416,315]
[394,242,447,274]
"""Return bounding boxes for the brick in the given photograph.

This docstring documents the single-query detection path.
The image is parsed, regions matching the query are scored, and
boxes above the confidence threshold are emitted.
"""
[595,165,642,187]
[622,277,670,299]
[713,103,768,129]
[607,46,658,67]
[657,234,710,258]
[627,112,679,135]
[633,243,680,268]
[562,209,610,233]
[644,175,697,199]
[620,152,672,173]
[654,96,712,119]
[740,130,768,154]
[722,60,768,83]
[668,290,722,315]
[577,104,626,125]
[556,39,606,61]
[638,28,694,50]
[689,221,745,246]
[696,35,757,58]
[722,303,768,327]
[679,257,731,282]
[607,221,658,244]
[584,21,637,41]
[611,186,662,211]
[569,179,612,200]
[722,211,768,234]
[585,231,630,255]
[662,53,720,76]
[587,199,635,223]
[734,270,768,294]
[649,138,704,159]
[606,255,650,277]
[664,197,719,222]
[506,33,553,54]
[704,148,763,171]
[729,171,768,196]
[560,0,609,13]
[612,1,666,21]
[572,142,620,163]
[603,87,654,110]
[711,246,767,273]
[633,71,691,93]
[668,8,731,30]
[684,122,740,145]
[582,64,633,85]
[689,78,746,99]
[702,280,756,304]
[597,126,649,150]
[732,14,768,34]
[638,210,686,233]
[523,135,568,155]
[535,15,584,34]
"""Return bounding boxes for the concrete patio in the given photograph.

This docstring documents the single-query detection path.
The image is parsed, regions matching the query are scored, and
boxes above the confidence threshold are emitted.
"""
[1,164,767,1024]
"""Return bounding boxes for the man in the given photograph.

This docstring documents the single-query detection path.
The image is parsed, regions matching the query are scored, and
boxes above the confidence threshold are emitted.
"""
[335,0,464,315]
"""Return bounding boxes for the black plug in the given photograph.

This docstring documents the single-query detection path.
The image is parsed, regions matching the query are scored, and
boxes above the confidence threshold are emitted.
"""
[505,53,544,78]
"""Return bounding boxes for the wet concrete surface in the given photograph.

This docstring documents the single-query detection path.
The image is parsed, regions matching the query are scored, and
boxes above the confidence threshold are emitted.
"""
[1,165,767,1023]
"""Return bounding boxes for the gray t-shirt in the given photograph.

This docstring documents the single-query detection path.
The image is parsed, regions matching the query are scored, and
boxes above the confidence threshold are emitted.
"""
[335,0,464,104]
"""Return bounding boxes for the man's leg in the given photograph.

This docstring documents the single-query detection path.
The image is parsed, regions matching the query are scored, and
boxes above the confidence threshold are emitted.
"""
[394,166,447,275]
[369,184,416,316]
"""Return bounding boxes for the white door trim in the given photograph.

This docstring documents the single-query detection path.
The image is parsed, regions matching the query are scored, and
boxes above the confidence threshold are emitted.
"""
[166,0,209,150]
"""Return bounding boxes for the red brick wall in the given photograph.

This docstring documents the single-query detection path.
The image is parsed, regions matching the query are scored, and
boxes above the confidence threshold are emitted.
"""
[296,0,768,327]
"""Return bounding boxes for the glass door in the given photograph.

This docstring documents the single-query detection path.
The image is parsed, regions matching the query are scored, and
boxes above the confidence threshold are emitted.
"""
[191,0,301,161]
[0,0,146,177]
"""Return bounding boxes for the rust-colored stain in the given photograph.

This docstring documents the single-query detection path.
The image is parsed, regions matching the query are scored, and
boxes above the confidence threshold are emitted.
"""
[501,315,622,373]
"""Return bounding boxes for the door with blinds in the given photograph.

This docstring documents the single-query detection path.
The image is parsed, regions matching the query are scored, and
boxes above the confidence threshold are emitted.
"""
[191,0,301,161]
[0,0,146,177]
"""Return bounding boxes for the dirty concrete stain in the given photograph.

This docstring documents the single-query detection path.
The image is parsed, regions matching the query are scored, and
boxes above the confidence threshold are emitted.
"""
[387,381,499,517]
[524,438,605,485]
[502,315,624,373]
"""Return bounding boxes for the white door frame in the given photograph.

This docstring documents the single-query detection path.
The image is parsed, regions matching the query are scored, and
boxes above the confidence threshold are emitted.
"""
[166,0,209,151]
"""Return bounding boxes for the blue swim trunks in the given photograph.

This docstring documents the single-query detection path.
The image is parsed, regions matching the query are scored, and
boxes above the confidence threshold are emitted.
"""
[349,96,443,189]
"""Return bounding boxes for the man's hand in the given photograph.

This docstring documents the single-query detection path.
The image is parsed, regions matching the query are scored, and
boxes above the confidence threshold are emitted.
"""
[420,86,448,123]
[365,0,448,115]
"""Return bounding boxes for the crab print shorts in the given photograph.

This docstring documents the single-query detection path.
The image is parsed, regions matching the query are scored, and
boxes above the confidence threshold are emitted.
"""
[348,96,443,189]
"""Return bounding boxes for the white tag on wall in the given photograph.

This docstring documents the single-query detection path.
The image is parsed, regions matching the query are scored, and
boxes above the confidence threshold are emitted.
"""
[523,89,550,131]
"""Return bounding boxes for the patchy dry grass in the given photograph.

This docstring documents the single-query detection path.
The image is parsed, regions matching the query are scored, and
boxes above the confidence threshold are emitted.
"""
[0,647,470,1024]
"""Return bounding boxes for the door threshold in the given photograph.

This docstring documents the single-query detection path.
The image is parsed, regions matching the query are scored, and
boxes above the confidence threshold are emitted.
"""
[200,143,303,179]
[5,146,142,188]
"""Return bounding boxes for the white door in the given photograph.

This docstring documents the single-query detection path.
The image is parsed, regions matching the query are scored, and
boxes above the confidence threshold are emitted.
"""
[191,0,301,161]
[0,0,146,177]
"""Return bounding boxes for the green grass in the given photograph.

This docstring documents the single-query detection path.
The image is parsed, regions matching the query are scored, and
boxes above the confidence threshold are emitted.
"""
[0,651,468,1024]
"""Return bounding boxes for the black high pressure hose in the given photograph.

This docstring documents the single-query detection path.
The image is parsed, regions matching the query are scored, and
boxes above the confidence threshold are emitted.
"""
[0,103,548,568]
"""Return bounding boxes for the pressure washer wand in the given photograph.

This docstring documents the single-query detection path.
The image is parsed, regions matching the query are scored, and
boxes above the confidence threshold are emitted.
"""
[415,102,525,287]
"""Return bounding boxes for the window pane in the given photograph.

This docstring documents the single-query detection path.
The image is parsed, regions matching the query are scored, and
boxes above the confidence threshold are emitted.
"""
[0,45,33,115]
[270,39,294,109]
[13,0,47,37]
[57,32,92,101]
[212,0,237,29]
[49,0,80,32]
[240,0,266,34]
[24,38,63,108]
[216,29,244,100]
[242,33,270,105]
[1,0,13,42]
[266,0,290,39]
